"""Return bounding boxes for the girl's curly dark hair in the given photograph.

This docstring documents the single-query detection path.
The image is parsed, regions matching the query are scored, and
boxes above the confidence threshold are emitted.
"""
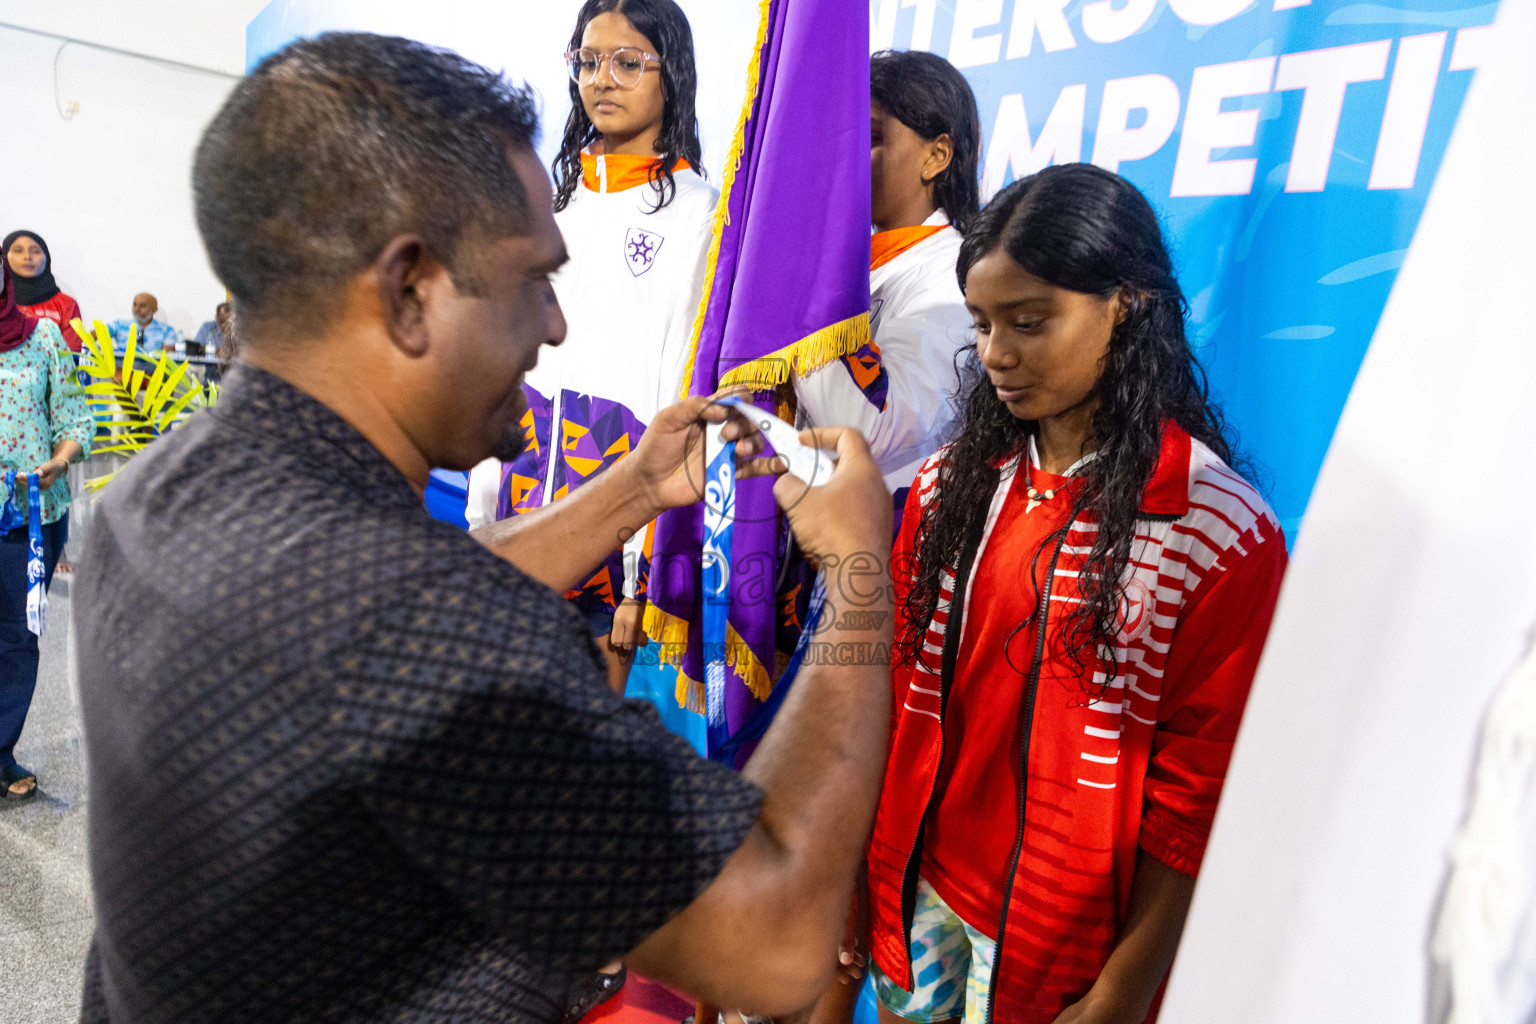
[552,0,704,214]
[900,163,1244,694]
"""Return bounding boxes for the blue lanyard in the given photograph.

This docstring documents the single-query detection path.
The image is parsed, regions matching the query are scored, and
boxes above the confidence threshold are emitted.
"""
[2,470,47,636]
[710,576,826,765]
[701,426,737,728]
[699,420,829,764]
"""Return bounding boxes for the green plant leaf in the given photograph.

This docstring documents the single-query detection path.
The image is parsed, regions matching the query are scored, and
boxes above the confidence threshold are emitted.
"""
[157,384,203,431]
[141,358,171,413]
[123,323,138,375]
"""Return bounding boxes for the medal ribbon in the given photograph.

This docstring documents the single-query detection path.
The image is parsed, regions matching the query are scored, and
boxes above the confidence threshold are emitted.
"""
[2,470,47,636]
[25,474,46,636]
[701,424,736,728]
[710,575,827,765]
[700,412,830,760]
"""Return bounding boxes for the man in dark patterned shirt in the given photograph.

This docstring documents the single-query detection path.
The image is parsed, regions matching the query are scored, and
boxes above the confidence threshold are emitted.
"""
[74,34,894,1024]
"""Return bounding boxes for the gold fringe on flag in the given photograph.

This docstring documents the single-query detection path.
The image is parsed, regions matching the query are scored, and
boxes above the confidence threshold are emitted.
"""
[642,601,691,667]
[643,602,776,710]
[717,311,870,392]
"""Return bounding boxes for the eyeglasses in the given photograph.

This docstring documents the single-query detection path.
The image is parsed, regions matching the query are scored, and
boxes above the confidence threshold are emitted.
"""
[564,47,661,89]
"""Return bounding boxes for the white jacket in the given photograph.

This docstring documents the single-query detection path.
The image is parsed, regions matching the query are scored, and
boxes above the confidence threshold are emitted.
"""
[468,154,717,602]
[793,210,972,494]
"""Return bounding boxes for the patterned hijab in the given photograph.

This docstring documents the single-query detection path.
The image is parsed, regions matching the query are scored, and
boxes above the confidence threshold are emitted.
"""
[0,261,38,353]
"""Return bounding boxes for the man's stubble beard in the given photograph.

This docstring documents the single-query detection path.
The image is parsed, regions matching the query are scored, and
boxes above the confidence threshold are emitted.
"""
[491,422,527,462]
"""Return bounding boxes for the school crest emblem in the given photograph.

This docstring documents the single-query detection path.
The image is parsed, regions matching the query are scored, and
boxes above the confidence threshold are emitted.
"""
[1119,576,1155,642]
[624,228,664,277]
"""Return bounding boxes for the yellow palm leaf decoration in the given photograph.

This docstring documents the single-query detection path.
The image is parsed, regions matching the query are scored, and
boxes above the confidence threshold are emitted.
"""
[71,318,217,491]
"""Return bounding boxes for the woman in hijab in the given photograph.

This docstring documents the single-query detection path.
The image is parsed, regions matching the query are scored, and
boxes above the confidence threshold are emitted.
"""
[0,260,94,798]
[5,230,84,353]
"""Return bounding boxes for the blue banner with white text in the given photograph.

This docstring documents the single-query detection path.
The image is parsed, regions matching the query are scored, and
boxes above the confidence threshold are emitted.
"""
[874,0,1497,539]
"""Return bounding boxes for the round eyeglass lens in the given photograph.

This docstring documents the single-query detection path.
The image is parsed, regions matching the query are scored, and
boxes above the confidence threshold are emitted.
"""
[565,48,651,88]
[608,48,648,87]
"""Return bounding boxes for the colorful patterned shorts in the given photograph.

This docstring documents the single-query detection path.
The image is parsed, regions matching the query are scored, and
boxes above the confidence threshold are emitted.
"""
[872,877,996,1024]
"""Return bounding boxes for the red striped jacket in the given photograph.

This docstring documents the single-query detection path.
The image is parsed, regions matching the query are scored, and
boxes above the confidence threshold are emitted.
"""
[867,422,1286,1023]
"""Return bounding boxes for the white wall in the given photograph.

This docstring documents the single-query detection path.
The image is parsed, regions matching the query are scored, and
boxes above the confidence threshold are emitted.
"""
[0,0,266,75]
[0,22,243,338]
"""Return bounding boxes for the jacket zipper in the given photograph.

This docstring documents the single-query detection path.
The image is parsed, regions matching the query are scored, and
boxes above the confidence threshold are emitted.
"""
[982,525,1070,1024]
[542,162,615,510]
[542,391,563,507]
[897,497,993,973]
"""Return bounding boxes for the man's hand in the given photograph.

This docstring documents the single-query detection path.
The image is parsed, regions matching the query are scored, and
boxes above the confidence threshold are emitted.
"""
[620,395,767,518]
[773,428,891,561]
[30,458,68,491]
[610,598,648,653]
[470,397,763,596]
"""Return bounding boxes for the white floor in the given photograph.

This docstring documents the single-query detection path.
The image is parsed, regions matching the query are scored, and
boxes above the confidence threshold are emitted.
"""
[1,466,99,1024]
[0,570,94,1024]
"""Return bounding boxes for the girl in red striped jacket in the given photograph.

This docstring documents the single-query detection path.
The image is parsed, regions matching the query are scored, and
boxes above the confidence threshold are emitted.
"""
[861,163,1287,1024]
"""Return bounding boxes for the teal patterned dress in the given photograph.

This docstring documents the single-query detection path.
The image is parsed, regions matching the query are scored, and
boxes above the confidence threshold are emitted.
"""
[0,319,94,523]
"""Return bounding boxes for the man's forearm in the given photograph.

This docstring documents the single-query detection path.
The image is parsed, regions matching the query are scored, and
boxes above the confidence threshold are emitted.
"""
[622,428,896,1014]
[626,553,894,1014]
[470,461,658,593]
[740,556,893,945]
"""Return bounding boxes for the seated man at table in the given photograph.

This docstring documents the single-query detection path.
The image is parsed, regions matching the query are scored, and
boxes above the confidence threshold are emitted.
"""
[190,301,231,357]
[74,32,895,1024]
[107,292,182,354]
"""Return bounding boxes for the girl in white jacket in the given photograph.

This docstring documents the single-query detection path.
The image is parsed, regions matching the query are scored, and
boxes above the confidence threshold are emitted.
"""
[467,0,715,700]
[794,50,983,514]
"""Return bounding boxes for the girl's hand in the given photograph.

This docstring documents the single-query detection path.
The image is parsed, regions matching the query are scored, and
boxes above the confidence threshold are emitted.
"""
[610,598,648,652]
[836,943,866,985]
[836,885,869,985]
[31,457,68,491]
[1048,989,1143,1024]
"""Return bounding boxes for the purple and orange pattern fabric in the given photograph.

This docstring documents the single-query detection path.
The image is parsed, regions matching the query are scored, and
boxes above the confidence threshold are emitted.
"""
[644,0,871,757]
[840,340,889,411]
[550,393,647,501]
[499,387,651,616]
[555,393,648,615]
[497,384,553,521]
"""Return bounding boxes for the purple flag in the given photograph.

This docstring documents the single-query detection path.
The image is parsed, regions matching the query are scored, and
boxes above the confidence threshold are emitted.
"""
[643,0,870,755]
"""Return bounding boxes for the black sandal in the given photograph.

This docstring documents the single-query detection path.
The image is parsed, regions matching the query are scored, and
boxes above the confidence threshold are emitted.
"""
[2,763,36,800]
[562,966,626,1024]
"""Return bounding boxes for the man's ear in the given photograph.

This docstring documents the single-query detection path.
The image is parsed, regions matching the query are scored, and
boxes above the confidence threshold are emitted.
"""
[375,234,438,357]
[921,133,955,186]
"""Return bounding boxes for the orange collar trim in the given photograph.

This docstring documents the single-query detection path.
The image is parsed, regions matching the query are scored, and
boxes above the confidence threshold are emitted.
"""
[871,224,947,271]
[581,151,693,193]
